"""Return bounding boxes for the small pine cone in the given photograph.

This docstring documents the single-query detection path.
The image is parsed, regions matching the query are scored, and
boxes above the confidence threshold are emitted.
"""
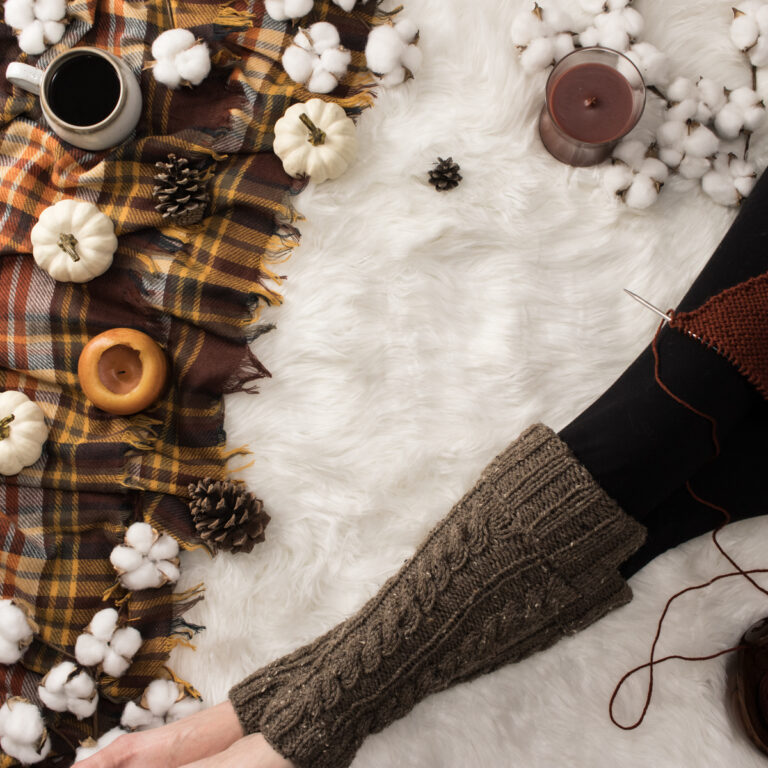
[428,157,462,191]
[152,154,209,226]
[188,478,270,554]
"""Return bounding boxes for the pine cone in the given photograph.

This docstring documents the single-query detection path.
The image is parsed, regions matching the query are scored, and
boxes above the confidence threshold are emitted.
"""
[428,157,462,192]
[188,478,270,554]
[153,154,209,226]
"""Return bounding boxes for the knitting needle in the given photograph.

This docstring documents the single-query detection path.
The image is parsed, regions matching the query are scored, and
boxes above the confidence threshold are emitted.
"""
[623,288,720,353]
[623,289,672,322]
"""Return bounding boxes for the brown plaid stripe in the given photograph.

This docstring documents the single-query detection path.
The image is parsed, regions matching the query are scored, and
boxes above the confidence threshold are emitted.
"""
[0,0,383,762]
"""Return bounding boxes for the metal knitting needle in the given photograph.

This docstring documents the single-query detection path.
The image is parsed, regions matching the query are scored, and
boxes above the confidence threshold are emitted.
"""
[623,288,720,352]
[623,289,672,322]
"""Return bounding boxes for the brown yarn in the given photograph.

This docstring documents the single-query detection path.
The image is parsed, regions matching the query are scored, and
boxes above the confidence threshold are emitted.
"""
[609,319,768,730]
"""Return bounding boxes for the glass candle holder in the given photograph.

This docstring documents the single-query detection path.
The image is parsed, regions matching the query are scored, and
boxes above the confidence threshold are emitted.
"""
[538,47,646,167]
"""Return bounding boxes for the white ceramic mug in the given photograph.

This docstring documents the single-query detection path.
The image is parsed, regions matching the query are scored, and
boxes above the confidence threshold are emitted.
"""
[6,46,142,151]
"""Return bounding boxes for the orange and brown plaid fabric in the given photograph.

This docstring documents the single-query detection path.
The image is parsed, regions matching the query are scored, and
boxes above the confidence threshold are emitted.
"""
[0,0,381,762]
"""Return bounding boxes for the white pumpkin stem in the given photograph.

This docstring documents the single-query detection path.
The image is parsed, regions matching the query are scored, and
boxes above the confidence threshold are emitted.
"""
[299,113,327,146]
[57,233,81,262]
[0,414,15,440]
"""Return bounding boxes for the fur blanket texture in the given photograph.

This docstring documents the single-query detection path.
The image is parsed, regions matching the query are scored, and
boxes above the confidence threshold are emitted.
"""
[170,0,768,765]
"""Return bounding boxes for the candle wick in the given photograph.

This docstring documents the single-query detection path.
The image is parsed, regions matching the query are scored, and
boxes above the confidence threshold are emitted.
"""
[584,96,598,108]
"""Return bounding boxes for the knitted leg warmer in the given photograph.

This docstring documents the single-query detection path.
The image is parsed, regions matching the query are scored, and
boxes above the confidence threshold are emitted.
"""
[228,424,647,768]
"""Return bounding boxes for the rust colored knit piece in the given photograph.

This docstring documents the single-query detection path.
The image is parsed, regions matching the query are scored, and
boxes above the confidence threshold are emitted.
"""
[228,424,647,768]
[669,272,768,400]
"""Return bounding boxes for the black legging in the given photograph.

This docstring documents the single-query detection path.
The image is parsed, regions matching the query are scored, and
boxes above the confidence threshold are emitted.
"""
[560,169,768,578]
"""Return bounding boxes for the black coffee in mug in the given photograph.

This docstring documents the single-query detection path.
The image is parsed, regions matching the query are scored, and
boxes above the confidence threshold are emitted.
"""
[47,53,121,127]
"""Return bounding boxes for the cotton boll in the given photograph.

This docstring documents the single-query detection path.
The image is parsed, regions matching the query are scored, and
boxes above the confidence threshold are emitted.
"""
[749,35,768,66]
[702,170,739,205]
[366,24,405,73]
[603,164,634,195]
[743,104,766,130]
[735,171,757,197]
[683,124,720,157]
[33,0,64,20]
[4,0,35,29]
[678,154,711,179]
[38,686,68,712]
[75,633,107,667]
[102,648,131,677]
[305,64,337,93]
[578,26,600,47]
[121,701,157,730]
[0,634,22,664]
[1,735,51,765]
[606,0,630,8]
[147,62,177,89]
[552,32,574,62]
[542,6,572,33]
[120,561,164,591]
[42,20,64,43]
[175,43,211,85]
[89,608,119,642]
[307,21,340,54]
[613,139,646,171]
[579,0,606,12]
[165,696,203,722]
[619,7,644,37]
[626,42,669,87]
[394,18,419,44]
[64,672,96,700]
[124,523,156,555]
[624,174,660,209]
[731,12,760,49]
[657,119,686,149]
[282,45,315,83]
[156,559,180,583]
[151,28,195,60]
[284,0,313,17]
[666,99,699,123]
[99,727,127,748]
[377,67,407,87]
[110,627,143,660]
[110,545,144,576]
[667,77,696,103]
[715,102,746,139]
[264,0,289,20]
[400,43,422,75]
[319,46,351,78]
[520,36,555,73]
[44,661,76,693]
[145,680,181,716]
[697,79,727,112]
[510,7,551,47]
[597,22,629,52]
[0,601,33,644]
[757,4,768,32]
[3,700,44,744]
[69,695,98,720]
[639,157,668,183]
[332,0,356,10]
[18,20,47,54]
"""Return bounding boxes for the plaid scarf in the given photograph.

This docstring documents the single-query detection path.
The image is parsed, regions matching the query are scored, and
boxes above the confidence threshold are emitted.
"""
[0,0,381,761]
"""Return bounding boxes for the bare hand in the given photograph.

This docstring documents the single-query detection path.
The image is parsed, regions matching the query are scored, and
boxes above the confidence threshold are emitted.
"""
[179,733,295,768]
[75,701,246,768]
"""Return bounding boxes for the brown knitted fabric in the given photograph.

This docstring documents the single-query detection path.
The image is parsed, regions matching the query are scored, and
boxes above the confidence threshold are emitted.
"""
[670,272,768,400]
[228,424,646,768]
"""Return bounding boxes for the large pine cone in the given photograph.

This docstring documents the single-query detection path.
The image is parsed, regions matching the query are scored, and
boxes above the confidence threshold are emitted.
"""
[152,154,209,226]
[188,478,270,554]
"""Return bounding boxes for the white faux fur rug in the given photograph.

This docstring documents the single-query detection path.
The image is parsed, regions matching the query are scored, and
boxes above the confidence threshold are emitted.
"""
[170,1,768,765]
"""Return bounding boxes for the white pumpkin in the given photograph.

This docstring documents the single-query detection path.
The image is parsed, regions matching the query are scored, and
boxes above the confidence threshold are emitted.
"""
[30,200,118,283]
[0,391,49,476]
[273,99,357,183]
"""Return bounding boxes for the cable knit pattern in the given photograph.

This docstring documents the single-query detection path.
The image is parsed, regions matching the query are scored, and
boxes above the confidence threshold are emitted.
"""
[229,424,647,768]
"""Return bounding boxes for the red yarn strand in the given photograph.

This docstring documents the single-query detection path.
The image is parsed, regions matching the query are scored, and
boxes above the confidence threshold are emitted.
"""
[609,319,768,730]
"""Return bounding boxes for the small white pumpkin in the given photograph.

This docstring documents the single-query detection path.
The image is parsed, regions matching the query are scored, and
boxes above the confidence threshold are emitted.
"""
[30,200,118,283]
[0,391,49,476]
[273,98,357,183]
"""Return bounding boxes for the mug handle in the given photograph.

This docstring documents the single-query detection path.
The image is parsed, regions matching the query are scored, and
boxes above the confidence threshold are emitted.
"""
[6,62,43,95]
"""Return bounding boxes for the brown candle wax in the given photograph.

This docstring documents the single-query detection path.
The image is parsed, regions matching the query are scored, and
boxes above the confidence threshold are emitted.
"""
[78,328,169,415]
[550,63,635,144]
[97,345,143,395]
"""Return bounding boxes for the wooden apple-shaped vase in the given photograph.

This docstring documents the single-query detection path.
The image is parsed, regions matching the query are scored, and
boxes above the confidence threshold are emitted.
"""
[78,329,169,416]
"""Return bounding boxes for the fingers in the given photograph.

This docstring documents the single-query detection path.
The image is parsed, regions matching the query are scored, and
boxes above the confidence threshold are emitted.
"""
[178,733,294,768]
